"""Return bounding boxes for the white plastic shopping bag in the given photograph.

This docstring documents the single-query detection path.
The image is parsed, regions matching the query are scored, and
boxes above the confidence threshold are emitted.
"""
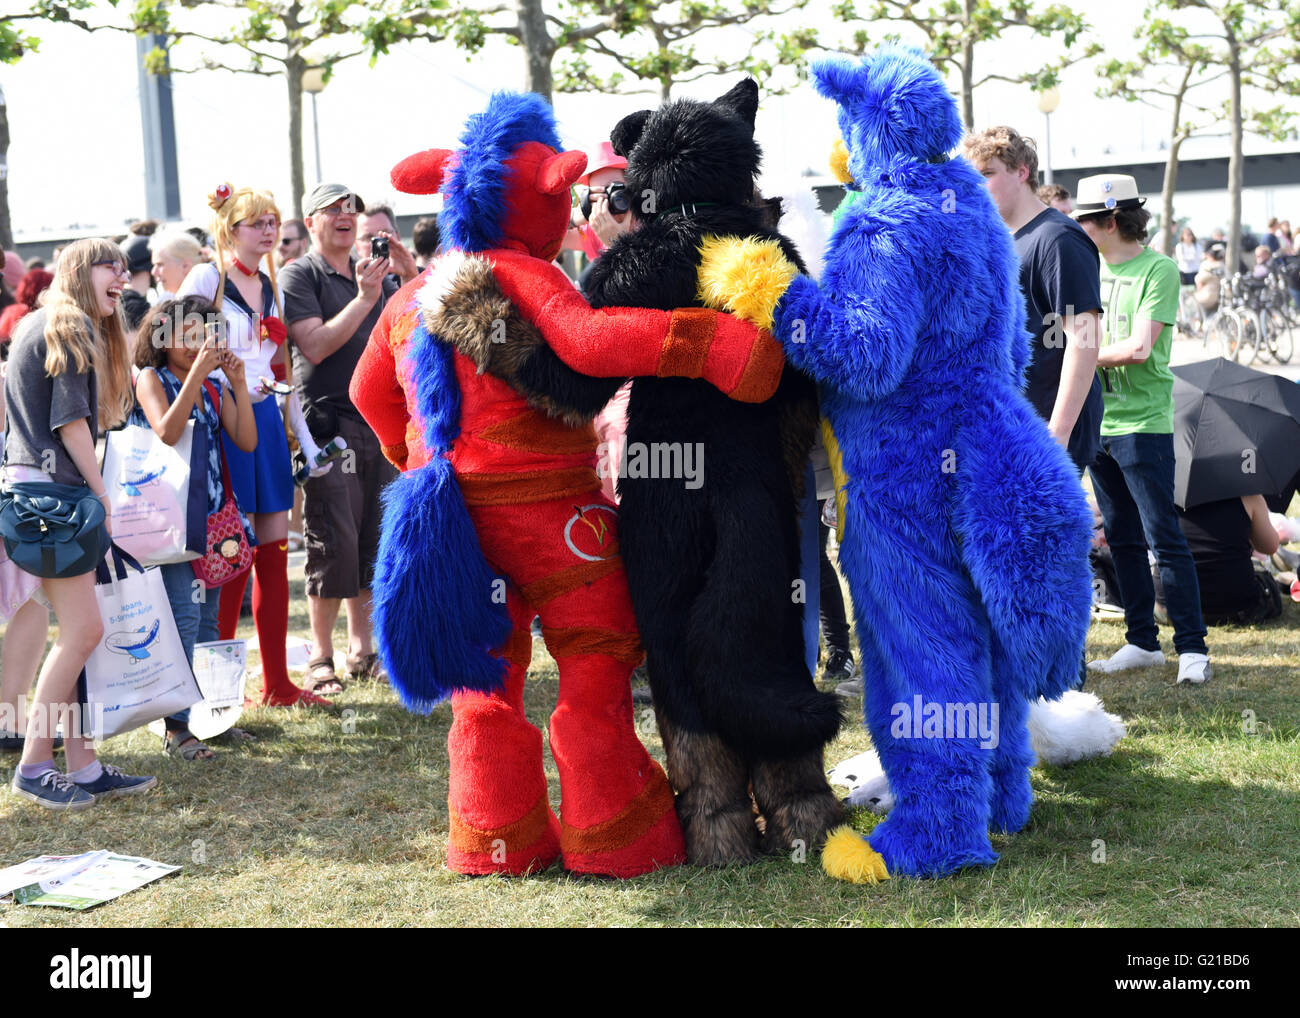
[102,422,205,567]
[81,548,203,740]
[149,640,246,742]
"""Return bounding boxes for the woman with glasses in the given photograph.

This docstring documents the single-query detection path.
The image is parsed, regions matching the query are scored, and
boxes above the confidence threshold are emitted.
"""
[175,184,327,707]
[2,238,157,809]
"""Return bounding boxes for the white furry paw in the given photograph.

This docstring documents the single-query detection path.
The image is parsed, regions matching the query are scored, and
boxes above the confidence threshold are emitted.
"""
[828,749,895,814]
[1029,690,1126,766]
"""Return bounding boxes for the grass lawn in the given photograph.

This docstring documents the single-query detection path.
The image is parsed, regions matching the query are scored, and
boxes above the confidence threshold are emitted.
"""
[2,568,1299,928]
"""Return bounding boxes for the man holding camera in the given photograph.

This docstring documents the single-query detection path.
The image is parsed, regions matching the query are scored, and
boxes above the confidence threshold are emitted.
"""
[280,183,419,692]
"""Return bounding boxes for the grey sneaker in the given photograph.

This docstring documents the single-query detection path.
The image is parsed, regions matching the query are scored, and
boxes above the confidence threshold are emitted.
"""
[72,763,157,800]
[835,676,864,698]
[10,769,97,812]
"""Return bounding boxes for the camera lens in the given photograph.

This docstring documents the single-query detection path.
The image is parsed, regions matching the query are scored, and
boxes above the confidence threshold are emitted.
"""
[607,183,631,215]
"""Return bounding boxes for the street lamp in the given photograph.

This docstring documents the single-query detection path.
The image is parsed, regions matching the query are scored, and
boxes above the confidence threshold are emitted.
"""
[1037,86,1060,186]
[302,64,327,183]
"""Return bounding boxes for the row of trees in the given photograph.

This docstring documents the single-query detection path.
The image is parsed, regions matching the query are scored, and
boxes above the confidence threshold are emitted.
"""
[2,0,1299,263]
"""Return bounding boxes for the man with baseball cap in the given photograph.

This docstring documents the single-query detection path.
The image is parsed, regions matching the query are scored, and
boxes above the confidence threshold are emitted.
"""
[1073,173,1211,685]
[279,183,419,692]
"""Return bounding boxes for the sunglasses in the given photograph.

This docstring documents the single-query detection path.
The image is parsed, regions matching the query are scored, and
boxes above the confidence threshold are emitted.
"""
[575,182,631,219]
[278,236,300,246]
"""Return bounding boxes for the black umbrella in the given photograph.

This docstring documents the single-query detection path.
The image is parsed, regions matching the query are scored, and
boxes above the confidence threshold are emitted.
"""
[1171,358,1300,509]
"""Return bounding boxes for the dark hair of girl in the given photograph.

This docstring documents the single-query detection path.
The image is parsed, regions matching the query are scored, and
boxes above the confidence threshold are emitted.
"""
[133,296,222,371]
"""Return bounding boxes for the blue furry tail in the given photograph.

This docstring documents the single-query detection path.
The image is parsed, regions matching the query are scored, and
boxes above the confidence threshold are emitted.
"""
[953,386,1094,701]
[372,457,511,713]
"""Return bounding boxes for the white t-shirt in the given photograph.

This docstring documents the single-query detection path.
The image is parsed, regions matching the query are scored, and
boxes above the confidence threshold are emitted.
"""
[176,261,279,397]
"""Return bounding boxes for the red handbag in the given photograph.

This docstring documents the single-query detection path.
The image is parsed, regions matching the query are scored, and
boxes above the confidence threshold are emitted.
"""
[192,383,254,588]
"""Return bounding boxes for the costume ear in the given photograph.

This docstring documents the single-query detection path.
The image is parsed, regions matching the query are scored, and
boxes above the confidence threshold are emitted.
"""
[536,149,588,195]
[610,110,651,158]
[714,78,759,128]
[391,148,454,195]
[810,56,865,109]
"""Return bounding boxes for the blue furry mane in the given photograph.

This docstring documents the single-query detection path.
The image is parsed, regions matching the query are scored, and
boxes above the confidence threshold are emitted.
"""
[408,297,460,454]
[441,92,563,253]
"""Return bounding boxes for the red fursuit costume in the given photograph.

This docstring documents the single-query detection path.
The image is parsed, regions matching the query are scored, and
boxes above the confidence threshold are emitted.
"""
[350,93,783,877]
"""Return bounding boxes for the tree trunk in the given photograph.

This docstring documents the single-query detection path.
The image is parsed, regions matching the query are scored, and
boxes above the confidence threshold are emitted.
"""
[960,0,975,128]
[286,59,305,219]
[284,3,306,219]
[1160,133,1183,257]
[0,88,12,252]
[515,0,555,102]
[1158,65,1194,257]
[1226,32,1244,276]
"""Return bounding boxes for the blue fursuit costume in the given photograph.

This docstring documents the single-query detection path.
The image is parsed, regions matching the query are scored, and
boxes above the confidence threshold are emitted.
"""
[747,48,1093,880]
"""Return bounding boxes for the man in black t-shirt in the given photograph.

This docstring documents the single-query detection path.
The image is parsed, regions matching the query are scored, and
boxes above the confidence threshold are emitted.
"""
[280,183,416,692]
[964,126,1103,472]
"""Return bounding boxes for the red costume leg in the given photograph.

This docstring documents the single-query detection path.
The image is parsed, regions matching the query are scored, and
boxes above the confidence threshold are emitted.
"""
[477,498,685,877]
[445,595,561,876]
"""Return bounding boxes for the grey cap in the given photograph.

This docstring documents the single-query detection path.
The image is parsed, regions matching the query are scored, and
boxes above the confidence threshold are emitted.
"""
[303,183,364,216]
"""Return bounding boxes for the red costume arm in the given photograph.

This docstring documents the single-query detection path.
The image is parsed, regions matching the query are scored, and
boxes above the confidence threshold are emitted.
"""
[352,297,412,470]
[488,250,784,404]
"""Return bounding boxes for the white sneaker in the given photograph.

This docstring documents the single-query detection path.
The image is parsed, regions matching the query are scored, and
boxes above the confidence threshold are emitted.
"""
[1177,652,1212,685]
[1087,643,1166,673]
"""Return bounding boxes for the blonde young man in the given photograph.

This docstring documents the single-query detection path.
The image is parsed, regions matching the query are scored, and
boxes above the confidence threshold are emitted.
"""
[964,126,1103,473]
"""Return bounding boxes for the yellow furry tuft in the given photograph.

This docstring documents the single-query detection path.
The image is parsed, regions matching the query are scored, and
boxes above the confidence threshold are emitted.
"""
[696,234,798,332]
[822,825,890,884]
[830,139,853,185]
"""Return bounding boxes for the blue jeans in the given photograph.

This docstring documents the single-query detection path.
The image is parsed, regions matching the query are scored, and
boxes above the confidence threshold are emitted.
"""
[159,561,221,729]
[1089,432,1208,655]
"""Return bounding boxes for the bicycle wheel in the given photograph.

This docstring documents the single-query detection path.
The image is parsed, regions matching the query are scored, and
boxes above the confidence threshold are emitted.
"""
[1178,288,1202,340]
[1267,308,1294,364]
[1216,310,1244,361]
[1240,310,1262,365]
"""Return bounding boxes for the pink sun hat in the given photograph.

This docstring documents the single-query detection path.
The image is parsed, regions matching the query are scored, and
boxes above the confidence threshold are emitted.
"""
[578,141,627,185]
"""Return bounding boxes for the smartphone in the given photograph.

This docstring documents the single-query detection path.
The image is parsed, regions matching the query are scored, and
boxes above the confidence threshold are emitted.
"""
[370,236,390,260]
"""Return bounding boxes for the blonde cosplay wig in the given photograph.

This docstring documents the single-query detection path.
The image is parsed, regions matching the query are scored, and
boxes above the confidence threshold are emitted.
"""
[207,183,285,319]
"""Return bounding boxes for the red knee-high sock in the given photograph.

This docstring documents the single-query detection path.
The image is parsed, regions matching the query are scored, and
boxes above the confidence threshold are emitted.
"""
[251,541,297,704]
[217,571,250,641]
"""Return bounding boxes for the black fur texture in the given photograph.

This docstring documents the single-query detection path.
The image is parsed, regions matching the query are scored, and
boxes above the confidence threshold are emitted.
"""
[585,81,841,860]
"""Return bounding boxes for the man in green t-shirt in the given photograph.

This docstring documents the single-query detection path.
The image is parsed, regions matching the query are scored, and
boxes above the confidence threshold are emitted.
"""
[1074,174,1210,685]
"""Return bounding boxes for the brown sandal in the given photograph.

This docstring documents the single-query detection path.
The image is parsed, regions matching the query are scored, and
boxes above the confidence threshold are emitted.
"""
[346,652,385,683]
[303,657,345,696]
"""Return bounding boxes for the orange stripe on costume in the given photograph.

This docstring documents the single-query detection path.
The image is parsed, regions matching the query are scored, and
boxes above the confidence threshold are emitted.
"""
[457,467,600,506]
[657,308,716,379]
[449,792,552,855]
[478,411,598,456]
[728,329,786,404]
[519,556,623,609]
[540,625,642,663]
[561,767,674,856]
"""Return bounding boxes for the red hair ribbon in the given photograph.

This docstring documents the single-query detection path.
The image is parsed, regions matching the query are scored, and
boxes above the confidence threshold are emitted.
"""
[261,315,287,347]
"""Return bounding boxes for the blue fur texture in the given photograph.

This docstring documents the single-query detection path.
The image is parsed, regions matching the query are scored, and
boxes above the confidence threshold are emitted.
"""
[441,91,563,253]
[371,300,510,712]
[777,48,1094,877]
